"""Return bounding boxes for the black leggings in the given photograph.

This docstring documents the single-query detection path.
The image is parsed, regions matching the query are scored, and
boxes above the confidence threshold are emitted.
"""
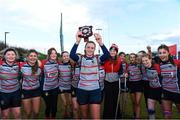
[103,81,121,119]
[142,80,149,109]
[43,92,58,118]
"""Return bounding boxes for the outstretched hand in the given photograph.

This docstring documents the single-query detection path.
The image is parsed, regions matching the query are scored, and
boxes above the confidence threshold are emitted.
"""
[94,33,103,46]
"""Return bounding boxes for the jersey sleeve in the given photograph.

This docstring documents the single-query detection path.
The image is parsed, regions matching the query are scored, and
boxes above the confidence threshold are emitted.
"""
[39,60,46,70]
[124,61,128,73]
[0,59,3,65]
[99,44,110,63]
[153,63,161,74]
[174,59,180,68]
[118,62,123,75]
[19,62,25,69]
[70,43,80,62]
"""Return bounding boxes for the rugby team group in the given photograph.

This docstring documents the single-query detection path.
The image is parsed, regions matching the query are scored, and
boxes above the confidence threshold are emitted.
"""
[0,31,180,119]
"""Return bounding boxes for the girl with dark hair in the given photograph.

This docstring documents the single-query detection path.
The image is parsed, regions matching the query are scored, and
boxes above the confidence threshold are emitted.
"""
[20,49,42,118]
[103,44,123,119]
[70,31,109,119]
[157,44,180,119]
[127,53,143,119]
[142,53,162,119]
[41,48,59,119]
[58,51,73,118]
[0,48,21,119]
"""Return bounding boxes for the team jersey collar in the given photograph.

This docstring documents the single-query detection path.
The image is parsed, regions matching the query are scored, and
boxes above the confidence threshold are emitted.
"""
[5,60,16,67]
[160,59,170,64]
[48,59,57,64]
[84,55,95,60]
[63,60,70,65]
[27,61,36,67]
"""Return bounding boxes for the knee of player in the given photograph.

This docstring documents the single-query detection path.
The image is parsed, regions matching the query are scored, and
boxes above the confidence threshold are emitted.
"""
[135,101,141,106]
[73,106,79,112]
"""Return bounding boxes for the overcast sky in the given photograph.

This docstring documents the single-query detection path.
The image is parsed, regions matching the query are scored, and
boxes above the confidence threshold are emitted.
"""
[0,0,179,54]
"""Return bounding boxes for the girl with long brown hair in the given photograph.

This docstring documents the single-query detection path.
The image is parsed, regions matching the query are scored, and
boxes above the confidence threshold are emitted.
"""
[127,53,143,119]
[157,44,180,119]
[41,48,59,119]
[20,49,42,118]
